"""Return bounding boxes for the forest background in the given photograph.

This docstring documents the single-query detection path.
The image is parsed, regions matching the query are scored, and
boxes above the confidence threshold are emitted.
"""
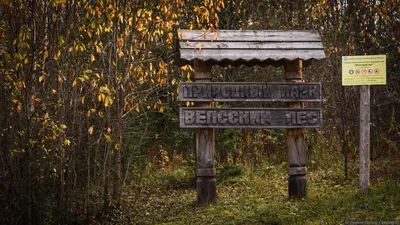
[0,0,399,224]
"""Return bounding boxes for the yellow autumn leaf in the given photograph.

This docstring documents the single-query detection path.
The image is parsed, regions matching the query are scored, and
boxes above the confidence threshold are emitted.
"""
[162,5,168,13]
[118,50,124,58]
[172,79,176,85]
[54,50,61,60]
[64,139,71,146]
[96,45,101,54]
[81,96,85,104]
[72,79,77,87]
[186,101,190,107]
[17,103,22,112]
[91,54,95,62]
[104,97,109,107]
[88,126,94,135]
[52,89,57,94]
[39,75,44,82]
[104,134,111,142]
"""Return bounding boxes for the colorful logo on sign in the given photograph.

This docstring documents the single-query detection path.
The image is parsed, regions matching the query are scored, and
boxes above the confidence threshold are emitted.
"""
[356,69,360,74]
[349,69,354,75]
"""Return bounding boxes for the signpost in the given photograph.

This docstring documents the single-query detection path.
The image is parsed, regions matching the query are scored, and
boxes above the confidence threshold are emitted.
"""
[179,65,323,200]
[175,29,326,203]
[341,55,386,194]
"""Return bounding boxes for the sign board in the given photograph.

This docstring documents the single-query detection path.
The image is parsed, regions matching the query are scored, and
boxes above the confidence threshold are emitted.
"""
[180,108,322,128]
[342,55,386,85]
[179,82,321,102]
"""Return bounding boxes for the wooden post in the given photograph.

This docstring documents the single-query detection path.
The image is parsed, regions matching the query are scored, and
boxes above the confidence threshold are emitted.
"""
[194,61,217,204]
[359,85,370,194]
[284,60,307,199]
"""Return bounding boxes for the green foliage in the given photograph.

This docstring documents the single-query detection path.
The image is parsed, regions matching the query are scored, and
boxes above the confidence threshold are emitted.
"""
[217,164,244,185]
[215,128,241,155]
[92,159,400,225]
[147,165,195,190]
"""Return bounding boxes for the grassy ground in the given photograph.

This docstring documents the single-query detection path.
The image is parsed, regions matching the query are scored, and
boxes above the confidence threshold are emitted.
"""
[92,162,400,225]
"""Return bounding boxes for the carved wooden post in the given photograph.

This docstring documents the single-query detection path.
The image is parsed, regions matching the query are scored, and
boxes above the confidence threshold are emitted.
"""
[284,60,307,199]
[194,61,217,204]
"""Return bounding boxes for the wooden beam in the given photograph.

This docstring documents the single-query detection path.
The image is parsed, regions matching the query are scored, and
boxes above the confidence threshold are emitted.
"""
[284,60,307,199]
[193,61,217,204]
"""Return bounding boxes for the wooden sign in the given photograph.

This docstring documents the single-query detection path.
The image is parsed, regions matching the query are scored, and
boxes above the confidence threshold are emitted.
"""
[180,108,322,128]
[179,82,321,102]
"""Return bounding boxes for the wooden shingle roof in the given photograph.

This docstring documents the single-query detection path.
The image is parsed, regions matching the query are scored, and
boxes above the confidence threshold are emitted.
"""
[174,30,326,67]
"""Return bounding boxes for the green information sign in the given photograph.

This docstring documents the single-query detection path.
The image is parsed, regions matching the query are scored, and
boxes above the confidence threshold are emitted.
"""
[342,55,386,86]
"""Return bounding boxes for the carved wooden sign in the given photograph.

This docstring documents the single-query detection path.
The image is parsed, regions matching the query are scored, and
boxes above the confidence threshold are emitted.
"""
[179,82,321,102]
[180,108,322,128]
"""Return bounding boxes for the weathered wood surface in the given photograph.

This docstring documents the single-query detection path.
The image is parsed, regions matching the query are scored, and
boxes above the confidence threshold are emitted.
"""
[285,60,307,199]
[359,85,370,194]
[179,30,322,42]
[193,61,217,204]
[180,42,324,49]
[179,82,322,102]
[180,108,322,129]
[175,30,326,67]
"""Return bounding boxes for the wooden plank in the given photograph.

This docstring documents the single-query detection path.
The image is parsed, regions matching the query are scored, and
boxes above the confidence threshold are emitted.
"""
[359,85,370,194]
[180,108,322,128]
[179,41,324,50]
[179,82,322,102]
[179,49,326,61]
[180,30,321,42]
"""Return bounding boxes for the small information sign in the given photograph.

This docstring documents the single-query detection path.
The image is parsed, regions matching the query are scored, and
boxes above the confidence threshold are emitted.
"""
[342,55,386,86]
